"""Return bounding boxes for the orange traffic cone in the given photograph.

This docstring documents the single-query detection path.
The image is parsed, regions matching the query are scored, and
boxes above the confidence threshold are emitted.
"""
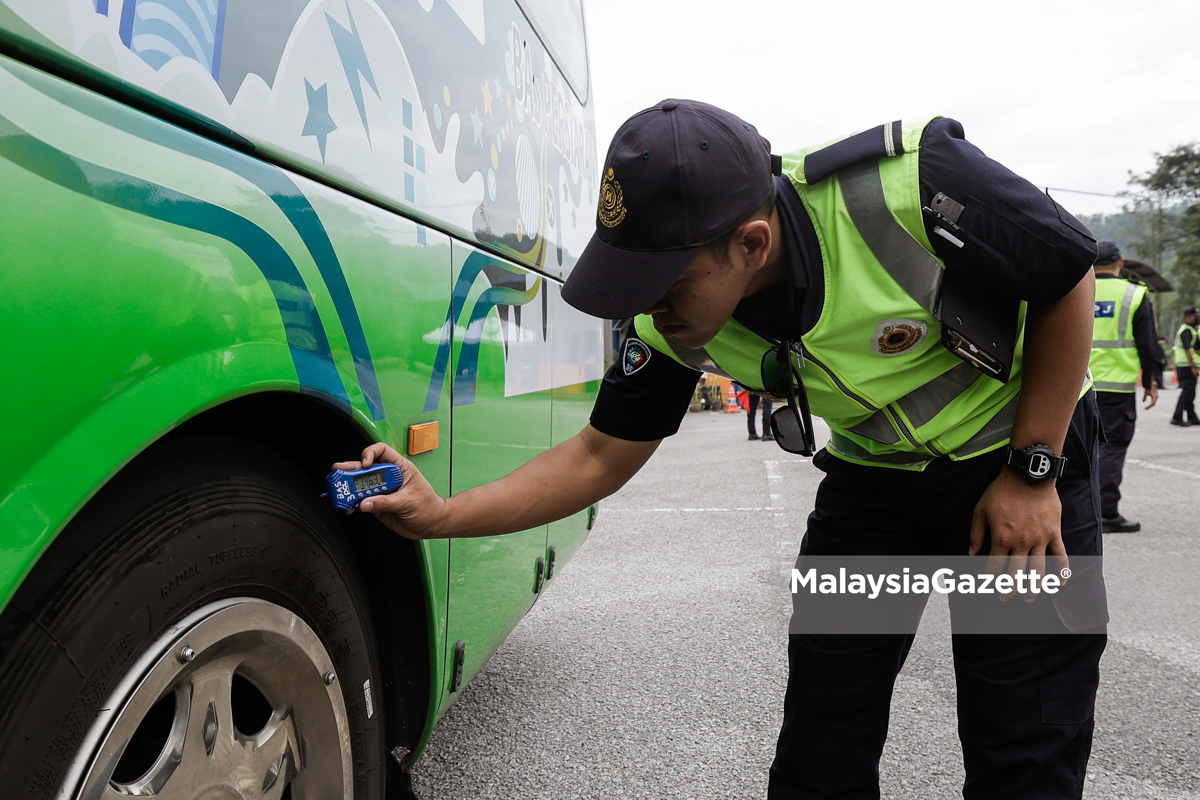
[725,384,741,413]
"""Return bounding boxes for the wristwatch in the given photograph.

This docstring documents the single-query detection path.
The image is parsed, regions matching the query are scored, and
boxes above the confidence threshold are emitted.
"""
[1005,444,1067,483]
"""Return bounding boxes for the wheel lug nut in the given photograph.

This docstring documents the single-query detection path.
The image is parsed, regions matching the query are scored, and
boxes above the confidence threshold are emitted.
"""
[178,646,196,663]
[323,671,337,685]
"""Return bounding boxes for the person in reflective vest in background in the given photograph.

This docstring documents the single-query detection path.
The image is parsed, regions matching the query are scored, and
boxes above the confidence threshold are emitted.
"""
[1088,240,1161,532]
[338,101,1105,799]
[1172,306,1200,426]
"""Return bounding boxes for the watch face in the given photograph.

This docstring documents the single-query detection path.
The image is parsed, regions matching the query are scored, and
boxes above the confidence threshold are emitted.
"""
[1028,452,1053,479]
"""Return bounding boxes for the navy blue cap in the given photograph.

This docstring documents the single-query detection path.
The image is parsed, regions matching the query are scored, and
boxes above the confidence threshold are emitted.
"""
[1094,239,1121,264]
[563,99,776,319]
[1185,306,1200,317]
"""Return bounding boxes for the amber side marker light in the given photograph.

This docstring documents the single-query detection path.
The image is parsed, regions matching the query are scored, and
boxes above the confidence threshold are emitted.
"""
[408,421,440,455]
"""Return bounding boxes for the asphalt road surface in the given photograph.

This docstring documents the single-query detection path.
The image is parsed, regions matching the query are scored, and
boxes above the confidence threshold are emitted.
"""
[409,389,1200,799]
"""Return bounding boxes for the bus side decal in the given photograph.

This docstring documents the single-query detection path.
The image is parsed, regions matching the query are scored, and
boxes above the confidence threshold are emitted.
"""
[423,250,541,412]
[2,59,388,420]
[0,113,352,409]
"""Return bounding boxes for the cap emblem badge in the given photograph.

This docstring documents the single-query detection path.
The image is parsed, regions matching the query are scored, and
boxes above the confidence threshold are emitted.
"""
[623,337,651,375]
[871,319,927,357]
[599,168,627,228]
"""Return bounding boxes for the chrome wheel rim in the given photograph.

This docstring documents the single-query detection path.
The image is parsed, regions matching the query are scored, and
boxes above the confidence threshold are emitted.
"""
[60,598,353,800]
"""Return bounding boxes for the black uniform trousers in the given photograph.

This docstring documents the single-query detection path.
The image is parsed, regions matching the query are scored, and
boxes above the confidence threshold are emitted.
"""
[1174,366,1198,423]
[769,394,1106,800]
[1095,390,1136,518]
[748,393,775,436]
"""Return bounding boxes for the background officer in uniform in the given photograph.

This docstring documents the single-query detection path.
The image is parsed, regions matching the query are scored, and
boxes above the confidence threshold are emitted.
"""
[1155,335,1168,391]
[1172,306,1200,426]
[746,392,774,441]
[336,102,1103,799]
[1088,240,1160,532]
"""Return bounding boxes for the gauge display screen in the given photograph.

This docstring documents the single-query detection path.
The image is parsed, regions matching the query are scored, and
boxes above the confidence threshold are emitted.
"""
[354,471,387,491]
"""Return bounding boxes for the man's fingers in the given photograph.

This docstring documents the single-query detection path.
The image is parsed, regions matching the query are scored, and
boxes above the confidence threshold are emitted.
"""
[1001,547,1028,602]
[1049,539,1070,586]
[359,495,385,514]
[1027,547,1047,603]
[984,544,1009,580]
[360,442,386,467]
[334,442,400,472]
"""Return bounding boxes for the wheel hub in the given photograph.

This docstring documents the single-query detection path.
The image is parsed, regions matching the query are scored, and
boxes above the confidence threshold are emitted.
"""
[61,598,353,800]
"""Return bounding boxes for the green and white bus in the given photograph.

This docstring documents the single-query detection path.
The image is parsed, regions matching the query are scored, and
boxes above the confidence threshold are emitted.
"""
[0,1,601,796]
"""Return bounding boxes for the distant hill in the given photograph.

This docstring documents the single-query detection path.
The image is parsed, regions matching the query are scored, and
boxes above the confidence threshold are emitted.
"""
[1076,204,1187,264]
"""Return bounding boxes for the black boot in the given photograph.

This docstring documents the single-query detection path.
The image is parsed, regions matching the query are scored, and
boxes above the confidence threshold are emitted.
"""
[1102,514,1141,533]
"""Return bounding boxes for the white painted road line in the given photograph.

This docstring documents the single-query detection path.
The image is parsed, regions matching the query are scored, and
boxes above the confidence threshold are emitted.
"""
[1126,458,1200,481]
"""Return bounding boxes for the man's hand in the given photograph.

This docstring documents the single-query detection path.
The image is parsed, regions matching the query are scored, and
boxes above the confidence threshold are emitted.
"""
[334,426,659,542]
[332,443,450,540]
[969,467,1069,602]
[1144,384,1159,409]
[1192,365,1199,378]
[983,270,1091,602]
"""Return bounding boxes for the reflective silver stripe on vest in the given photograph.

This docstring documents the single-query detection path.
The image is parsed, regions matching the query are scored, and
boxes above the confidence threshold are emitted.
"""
[846,412,901,445]
[1093,380,1137,391]
[895,361,980,428]
[828,432,932,467]
[951,392,1020,459]
[839,162,943,316]
[1092,283,1140,349]
[846,361,980,445]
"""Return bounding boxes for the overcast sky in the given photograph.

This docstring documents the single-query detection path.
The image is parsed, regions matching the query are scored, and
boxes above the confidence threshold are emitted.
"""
[584,0,1200,219]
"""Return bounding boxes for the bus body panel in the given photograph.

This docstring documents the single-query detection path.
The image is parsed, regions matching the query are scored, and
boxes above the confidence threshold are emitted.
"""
[547,279,603,567]
[0,0,602,768]
[442,239,550,713]
[0,0,598,278]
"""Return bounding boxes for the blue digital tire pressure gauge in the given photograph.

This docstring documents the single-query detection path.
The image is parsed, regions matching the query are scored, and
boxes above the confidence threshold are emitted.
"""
[322,464,404,511]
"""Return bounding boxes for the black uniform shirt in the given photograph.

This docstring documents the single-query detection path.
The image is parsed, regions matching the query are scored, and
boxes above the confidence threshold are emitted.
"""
[590,118,1097,442]
[1094,273,1162,388]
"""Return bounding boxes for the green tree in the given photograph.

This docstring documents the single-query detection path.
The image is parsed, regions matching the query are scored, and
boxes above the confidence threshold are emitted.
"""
[1127,143,1200,319]
[1175,205,1200,305]
[1136,143,1200,198]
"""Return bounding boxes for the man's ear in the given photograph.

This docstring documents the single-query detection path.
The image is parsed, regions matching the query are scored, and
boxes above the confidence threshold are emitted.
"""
[738,217,773,270]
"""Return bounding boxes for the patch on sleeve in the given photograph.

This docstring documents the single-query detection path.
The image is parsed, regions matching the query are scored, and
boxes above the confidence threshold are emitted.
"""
[623,337,652,375]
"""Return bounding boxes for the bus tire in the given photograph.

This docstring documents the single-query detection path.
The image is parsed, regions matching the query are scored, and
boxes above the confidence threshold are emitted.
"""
[0,436,385,800]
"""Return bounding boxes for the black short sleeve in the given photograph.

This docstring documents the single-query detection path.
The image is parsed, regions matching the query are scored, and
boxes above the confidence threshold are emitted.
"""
[589,333,700,441]
[1131,293,1160,385]
[1184,329,1198,351]
[919,118,1098,304]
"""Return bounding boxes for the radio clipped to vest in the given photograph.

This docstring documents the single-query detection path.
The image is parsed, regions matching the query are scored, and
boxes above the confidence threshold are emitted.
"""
[920,192,1018,383]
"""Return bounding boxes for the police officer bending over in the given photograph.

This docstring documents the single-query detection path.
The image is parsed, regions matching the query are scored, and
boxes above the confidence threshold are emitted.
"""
[337,102,1104,799]
[1089,240,1161,532]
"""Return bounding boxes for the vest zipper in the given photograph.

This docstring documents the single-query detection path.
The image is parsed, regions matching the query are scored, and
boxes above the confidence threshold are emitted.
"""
[885,405,945,456]
[798,345,878,411]
[801,344,945,457]
[884,406,921,448]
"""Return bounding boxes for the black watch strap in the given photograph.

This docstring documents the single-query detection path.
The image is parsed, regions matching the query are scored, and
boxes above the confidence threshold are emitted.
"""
[1005,444,1067,482]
